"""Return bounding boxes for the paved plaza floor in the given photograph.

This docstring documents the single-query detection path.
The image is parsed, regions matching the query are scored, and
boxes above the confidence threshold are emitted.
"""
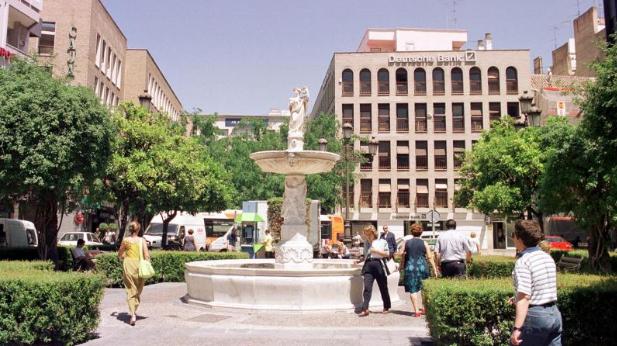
[84,282,432,346]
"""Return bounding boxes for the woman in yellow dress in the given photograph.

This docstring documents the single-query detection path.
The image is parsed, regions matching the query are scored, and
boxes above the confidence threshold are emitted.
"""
[117,221,150,326]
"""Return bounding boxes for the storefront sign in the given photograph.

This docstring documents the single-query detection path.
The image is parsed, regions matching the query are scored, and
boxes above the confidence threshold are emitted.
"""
[388,51,476,65]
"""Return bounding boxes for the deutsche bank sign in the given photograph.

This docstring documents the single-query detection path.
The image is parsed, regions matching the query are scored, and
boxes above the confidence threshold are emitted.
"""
[388,51,477,65]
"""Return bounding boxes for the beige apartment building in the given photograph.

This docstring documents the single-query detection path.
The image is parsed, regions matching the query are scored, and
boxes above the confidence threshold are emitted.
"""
[123,49,182,120]
[312,28,531,250]
[0,0,42,65]
[209,109,290,137]
[29,0,182,117]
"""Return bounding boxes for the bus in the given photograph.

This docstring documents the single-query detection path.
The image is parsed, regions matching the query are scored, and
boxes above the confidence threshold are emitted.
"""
[201,210,238,251]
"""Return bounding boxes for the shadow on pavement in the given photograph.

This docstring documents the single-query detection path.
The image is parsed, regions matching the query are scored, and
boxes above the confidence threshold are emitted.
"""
[111,311,148,325]
[389,309,415,317]
[408,336,433,345]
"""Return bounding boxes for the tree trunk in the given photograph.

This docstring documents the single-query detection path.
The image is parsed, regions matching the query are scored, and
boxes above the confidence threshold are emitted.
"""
[588,217,611,273]
[116,199,129,245]
[160,211,177,249]
[33,190,59,265]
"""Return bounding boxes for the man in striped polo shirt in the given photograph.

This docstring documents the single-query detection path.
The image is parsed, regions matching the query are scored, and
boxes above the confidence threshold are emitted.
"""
[510,220,562,346]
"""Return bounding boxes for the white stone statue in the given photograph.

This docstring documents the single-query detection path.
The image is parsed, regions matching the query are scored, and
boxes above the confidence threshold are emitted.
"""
[288,87,309,151]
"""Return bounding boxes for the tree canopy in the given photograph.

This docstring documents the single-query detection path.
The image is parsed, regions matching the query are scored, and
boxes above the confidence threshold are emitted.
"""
[0,59,114,258]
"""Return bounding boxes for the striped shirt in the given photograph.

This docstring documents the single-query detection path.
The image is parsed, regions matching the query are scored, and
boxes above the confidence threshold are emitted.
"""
[512,246,558,305]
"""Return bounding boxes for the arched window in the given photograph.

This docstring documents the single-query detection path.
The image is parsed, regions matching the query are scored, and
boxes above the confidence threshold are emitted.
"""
[506,67,518,94]
[488,67,500,95]
[360,69,371,96]
[432,68,445,95]
[451,67,463,95]
[414,68,426,95]
[378,68,389,96]
[342,69,353,96]
[395,68,408,95]
[469,67,482,95]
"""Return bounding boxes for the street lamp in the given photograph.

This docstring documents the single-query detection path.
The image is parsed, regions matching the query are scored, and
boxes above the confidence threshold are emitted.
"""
[342,123,353,243]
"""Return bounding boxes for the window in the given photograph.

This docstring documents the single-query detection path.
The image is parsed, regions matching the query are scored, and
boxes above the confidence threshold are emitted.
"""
[452,103,465,132]
[105,47,112,77]
[396,68,408,95]
[435,179,448,208]
[344,182,354,210]
[378,179,392,209]
[94,77,99,95]
[489,102,501,125]
[99,40,106,72]
[38,22,56,55]
[488,67,500,95]
[397,141,409,171]
[396,103,409,133]
[116,60,122,86]
[360,179,372,208]
[451,67,464,95]
[225,118,242,127]
[342,104,354,131]
[506,67,518,94]
[433,103,446,133]
[378,141,391,170]
[397,179,410,208]
[378,104,390,132]
[416,179,429,208]
[360,104,372,133]
[378,68,389,96]
[414,68,426,95]
[471,102,483,132]
[432,68,445,95]
[342,69,353,96]
[414,103,427,133]
[434,141,447,170]
[453,141,465,169]
[469,67,482,95]
[360,144,373,171]
[415,141,428,170]
[360,69,371,96]
[507,102,520,118]
[95,34,101,67]
[110,54,117,83]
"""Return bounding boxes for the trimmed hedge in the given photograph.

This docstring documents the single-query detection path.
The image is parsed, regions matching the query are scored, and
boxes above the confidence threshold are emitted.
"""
[467,256,515,278]
[423,274,617,345]
[0,262,104,345]
[96,250,249,287]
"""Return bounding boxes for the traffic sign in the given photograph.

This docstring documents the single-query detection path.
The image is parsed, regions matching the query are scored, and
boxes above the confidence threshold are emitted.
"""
[427,210,441,223]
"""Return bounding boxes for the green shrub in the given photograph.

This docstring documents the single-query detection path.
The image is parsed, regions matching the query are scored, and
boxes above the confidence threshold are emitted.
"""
[0,264,104,345]
[96,250,249,287]
[467,256,515,278]
[423,274,617,345]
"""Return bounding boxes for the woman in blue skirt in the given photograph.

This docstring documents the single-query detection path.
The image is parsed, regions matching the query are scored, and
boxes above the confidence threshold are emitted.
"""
[401,223,436,317]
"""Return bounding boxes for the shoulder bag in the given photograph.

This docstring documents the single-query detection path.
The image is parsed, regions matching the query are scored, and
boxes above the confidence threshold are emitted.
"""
[138,238,155,279]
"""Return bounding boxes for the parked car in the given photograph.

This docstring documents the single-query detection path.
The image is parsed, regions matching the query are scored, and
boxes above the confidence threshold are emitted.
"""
[545,235,573,251]
[0,218,38,248]
[58,232,103,247]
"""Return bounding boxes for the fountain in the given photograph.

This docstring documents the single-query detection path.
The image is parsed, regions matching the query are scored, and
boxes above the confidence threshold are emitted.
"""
[184,87,400,310]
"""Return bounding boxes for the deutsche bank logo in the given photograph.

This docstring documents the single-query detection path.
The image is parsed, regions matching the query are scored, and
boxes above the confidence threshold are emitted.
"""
[465,51,476,62]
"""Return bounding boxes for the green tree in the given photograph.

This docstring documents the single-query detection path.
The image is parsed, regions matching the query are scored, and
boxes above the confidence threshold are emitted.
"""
[539,42,617,272]
[456,118,574,231]
[144,136,234,248]
[0,60,114,259]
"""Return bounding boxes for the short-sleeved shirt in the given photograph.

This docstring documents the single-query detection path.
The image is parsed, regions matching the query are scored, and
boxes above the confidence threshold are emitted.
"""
[512,246,557,305]
[72,246,86,259]
[263,234,273,252]
[434,229,471,262]
[368,239,389,259]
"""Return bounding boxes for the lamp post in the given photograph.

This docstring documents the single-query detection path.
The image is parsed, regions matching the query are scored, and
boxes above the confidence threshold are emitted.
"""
[518,90,542,127]
[342,123,353,243]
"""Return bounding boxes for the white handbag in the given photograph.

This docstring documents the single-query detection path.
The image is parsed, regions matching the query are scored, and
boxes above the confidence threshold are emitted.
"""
[384,258,398,276]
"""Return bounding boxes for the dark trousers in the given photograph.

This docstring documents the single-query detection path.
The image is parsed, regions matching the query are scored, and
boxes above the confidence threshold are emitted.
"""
[265,251,274,259]
[362,259,391,311]
[441,260,466,278]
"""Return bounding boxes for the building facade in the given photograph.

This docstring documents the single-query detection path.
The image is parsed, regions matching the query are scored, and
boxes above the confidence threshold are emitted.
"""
[312,28,531,250]
[207,109,289,137]
[0,0,42,65]
[123,49,182,120]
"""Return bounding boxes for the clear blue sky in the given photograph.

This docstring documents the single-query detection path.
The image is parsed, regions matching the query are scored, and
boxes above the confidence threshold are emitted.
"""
[103,0,602,114]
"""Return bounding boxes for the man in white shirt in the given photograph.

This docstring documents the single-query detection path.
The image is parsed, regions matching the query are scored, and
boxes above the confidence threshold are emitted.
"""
[434,219,472,277]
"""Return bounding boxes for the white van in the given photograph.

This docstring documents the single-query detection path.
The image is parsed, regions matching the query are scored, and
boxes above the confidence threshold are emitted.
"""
[0,218,38,248]
[143,213,206,250]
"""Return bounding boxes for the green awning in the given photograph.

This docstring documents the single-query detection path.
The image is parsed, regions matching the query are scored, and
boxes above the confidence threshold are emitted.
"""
[235,212,265,223]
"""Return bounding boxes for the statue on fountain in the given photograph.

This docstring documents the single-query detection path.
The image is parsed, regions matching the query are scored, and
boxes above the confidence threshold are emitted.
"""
[288,87,309,152]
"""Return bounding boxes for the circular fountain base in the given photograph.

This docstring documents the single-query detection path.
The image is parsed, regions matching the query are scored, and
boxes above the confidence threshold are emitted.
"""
[185,259,400,311]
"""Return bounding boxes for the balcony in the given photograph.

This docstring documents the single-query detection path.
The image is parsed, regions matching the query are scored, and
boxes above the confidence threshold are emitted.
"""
[379,157,391,171]
[396,118,409,133]
[397,156,409,171]
[397,191,410,208]
[470,81,482,95]
[415,119,427,133]
[378,119,390,133]
[342,82,353,97]
[416,156,428,170]
[378,81,389,96]
[435,191,448,208]
[360,119,372,134]
[360,193,372,208]
[396,82,408,96]
[507,81,518,95]
[435,156,447,170]
[434,116,446,133]
[488,82,500,95]
[453,118,465,133]
[414,82,426,96]
[471,117,484,132]
[378,193,392,209]
[416,194,429,208]
[452,81,464,95]
[433,82,445,96]
[360,81,371,96]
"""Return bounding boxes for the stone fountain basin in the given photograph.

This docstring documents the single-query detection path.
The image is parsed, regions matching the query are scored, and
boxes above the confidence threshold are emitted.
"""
[249,150,340,175]
[185,259,400,311]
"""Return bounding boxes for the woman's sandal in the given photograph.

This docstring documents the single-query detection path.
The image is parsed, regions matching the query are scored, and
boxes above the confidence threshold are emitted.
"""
[358,310,369,317]
[129,316,136,326]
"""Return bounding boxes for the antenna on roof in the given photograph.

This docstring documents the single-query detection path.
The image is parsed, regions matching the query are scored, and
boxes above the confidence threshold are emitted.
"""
[451,0,458,27]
